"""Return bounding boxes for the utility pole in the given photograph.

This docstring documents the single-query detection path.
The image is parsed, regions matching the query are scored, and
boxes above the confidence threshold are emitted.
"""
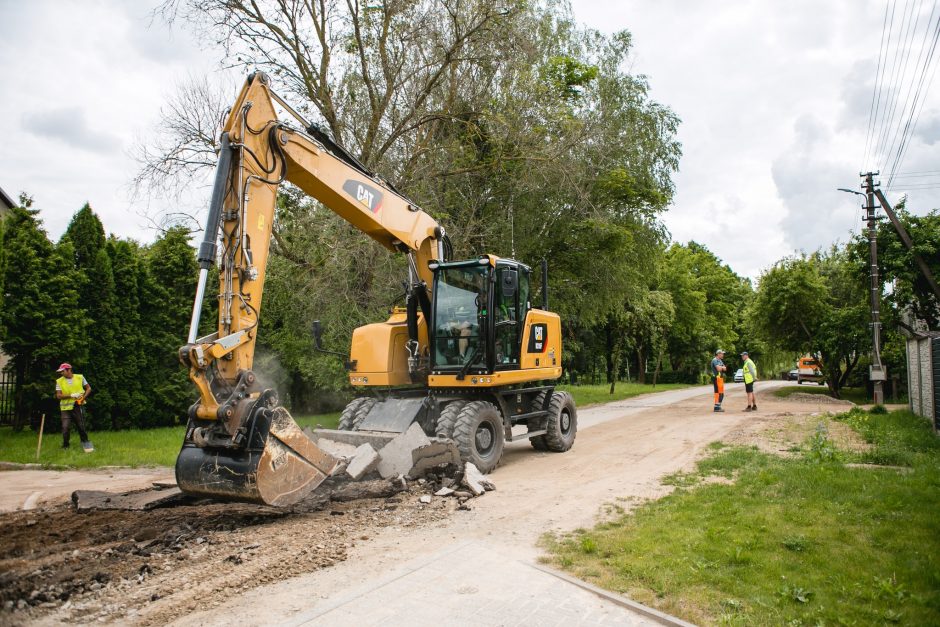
[861,172,886,404]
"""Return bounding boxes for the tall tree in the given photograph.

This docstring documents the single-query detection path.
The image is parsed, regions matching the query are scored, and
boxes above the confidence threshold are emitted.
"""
[0,202,87,428]
[850,204,940,330]
[107,238,147,429]
[141,1,681,400]
[751,250,868,398]
[137,227,200,427]
[657,242,750,376]
[61,204,118,428]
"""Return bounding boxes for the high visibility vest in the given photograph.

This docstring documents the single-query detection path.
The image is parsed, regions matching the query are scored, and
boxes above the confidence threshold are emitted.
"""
[742,358,756,384]
[57,374,85,410]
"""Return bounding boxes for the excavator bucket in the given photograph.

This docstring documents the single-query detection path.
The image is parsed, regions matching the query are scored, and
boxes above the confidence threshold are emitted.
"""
[175,404,339,507]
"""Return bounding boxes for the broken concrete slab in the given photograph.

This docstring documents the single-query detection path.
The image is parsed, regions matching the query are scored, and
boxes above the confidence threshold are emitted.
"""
[345,443,380,480]
[434,486,455,497]
[418,495,432,504]
[461,463,496,496]
[72,487,185,512]
[408,440,461,478]
[313,428,396,451]
[376,423,431,479]
[316,438,359,459]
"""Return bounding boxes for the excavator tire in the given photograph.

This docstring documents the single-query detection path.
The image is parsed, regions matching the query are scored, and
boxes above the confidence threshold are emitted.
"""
[527,391,549,451]
[544,391,577,452]
[338,397,377,431]
[435,400,467,439]
[452,400,504,474]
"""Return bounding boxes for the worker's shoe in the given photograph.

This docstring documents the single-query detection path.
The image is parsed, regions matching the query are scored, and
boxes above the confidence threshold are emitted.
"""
[713,406,725,412]
[744,406,753,412]
[752,405,758,411]
[81,441,94,453]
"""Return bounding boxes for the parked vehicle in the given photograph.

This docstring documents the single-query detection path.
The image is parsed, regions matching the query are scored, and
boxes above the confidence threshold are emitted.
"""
[734,368,744,383]
[787,369,799,381]
[796,356,825,385]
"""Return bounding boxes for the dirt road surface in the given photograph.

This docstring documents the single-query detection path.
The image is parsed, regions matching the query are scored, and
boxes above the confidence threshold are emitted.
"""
[0,382,855,626]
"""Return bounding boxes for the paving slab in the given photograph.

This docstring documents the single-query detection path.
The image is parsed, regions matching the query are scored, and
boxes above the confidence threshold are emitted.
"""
[282,540,661,627]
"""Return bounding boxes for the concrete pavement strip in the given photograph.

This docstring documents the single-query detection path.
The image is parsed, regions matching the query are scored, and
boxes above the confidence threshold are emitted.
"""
[531,564,697,627]
[282,540,665,626]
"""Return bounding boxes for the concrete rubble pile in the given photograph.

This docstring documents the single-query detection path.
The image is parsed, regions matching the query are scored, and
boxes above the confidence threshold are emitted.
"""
[313,423,496,508]
[73,424,497,512]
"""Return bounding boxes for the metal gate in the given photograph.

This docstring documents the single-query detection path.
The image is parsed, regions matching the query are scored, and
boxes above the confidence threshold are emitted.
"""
[0,370,16,426]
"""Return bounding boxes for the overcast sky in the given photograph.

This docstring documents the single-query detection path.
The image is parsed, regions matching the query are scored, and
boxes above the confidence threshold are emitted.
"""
[2,0,939,280]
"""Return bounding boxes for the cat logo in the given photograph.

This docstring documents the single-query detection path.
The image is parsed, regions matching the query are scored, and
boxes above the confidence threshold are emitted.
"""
[342,179,384,214]
[356,185,374,208]
[527,323,548,353]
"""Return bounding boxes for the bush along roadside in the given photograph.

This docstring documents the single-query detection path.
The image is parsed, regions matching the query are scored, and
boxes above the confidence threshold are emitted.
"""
[542,408,940,626]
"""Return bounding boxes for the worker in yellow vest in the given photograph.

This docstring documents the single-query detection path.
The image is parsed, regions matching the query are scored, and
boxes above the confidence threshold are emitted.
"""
[741,351,758,412]
[54,362,94,452]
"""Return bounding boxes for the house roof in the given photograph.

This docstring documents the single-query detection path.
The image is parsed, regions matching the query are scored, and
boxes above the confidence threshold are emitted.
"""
[0,186,15,212]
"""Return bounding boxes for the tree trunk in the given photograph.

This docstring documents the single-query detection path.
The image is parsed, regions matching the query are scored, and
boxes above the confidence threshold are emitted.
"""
[652,352,663,387]
[605,321,616,389]
[636,347,646,384]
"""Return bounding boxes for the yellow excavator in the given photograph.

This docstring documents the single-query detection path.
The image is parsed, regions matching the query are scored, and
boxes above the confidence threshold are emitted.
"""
[175,73,577,507]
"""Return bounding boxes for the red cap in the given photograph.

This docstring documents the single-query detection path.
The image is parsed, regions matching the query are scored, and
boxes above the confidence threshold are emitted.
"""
[57,362,72,372]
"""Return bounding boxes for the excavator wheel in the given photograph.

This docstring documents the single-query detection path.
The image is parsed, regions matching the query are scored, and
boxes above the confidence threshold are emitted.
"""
[544,391,577,452]
[434,400,467,439]
[338,397,377,431]
[452,401,504,473]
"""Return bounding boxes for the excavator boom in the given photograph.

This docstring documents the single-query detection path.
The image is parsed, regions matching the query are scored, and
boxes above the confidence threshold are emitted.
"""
[176,73,445,506]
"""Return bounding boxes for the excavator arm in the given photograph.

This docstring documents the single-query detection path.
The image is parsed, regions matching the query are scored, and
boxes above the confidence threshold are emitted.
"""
[175,73,445,506]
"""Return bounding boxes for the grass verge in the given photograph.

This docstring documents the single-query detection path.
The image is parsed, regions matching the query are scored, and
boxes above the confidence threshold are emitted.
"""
[560,382,691,407]
[0,380,687,469]
[543,408,940,625]
[773,384,908,406]
[0,412,342,469]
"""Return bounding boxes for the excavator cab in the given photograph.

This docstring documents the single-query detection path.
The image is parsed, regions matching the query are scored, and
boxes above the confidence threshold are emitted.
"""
[429,258,530,375]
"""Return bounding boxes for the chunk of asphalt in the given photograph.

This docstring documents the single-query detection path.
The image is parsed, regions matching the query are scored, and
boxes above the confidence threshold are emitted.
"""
[345,443,380,480]
[461,462,495,496]
[408,440,461,478]
[376,423,431,479]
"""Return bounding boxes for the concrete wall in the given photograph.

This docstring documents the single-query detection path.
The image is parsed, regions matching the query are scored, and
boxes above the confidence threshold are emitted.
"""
[906,337,936,429]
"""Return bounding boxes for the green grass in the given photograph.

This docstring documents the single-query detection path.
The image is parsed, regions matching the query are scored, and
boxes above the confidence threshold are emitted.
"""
[544,408,940,625]
[774,384,874,405]
[0,411,343,469]
[0,383,682,469]
[0,425,186,468]
[560,382,692,407]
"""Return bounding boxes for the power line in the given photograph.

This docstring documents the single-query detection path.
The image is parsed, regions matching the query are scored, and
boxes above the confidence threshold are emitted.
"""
[881,0,934,173]
[863,1,894,170]
[886,11,940,185]
[868,0,901,169]
[889,17,940,184]
[874,0,919,168]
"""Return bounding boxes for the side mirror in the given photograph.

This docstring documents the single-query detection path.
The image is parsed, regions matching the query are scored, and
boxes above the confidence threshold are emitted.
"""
[312,320,323,349]
[501,269,518,299]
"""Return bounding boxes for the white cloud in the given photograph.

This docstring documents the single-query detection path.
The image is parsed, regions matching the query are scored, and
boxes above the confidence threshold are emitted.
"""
[571,0,940,280]
[23,107,122,153]
[0,0,223,243]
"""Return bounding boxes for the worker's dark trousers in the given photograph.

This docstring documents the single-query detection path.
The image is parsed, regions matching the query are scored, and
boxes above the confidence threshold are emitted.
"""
[61,409,89,447]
